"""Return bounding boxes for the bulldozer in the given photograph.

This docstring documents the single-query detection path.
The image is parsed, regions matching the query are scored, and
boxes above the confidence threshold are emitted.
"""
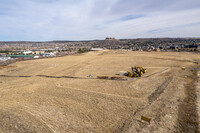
[126,66,147,77]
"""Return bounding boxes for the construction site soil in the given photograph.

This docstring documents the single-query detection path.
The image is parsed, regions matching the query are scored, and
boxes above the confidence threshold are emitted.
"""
[0,50,200,133]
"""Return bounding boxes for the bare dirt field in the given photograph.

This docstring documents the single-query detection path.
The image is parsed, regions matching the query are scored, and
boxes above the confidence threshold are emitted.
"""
[0,50,199,133]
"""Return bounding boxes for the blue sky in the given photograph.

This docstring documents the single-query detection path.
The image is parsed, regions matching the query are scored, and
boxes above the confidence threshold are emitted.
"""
[0,0,200,41]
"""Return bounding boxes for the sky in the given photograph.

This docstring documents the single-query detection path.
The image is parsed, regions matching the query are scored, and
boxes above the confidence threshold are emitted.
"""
[0,0,200,41]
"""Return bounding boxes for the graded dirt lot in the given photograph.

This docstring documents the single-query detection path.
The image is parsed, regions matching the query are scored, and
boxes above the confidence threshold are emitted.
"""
[0,50,199,133]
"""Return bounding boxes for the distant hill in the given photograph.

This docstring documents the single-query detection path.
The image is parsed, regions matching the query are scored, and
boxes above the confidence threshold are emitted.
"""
[0,38,200,50]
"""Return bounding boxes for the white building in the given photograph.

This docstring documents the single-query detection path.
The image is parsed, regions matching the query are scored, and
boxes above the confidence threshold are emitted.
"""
[23,51,33,55]
[33,56,40,59]
[43,53,55,57]
[91,48,104,51]
[0,57,11,61]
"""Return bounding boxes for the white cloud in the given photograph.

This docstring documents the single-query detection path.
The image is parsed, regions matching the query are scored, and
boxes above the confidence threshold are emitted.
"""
[0,0,199,41]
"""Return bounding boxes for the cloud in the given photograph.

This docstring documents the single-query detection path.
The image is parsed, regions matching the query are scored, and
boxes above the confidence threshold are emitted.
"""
[119,15,145,21]
[0,0,199,41]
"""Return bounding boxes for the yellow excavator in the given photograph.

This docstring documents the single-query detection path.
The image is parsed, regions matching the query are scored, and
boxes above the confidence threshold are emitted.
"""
[126,66,147,77]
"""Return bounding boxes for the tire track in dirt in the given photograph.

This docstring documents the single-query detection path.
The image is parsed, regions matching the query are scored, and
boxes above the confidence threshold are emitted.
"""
[148,77,173,103]
[177,68,199,133]
[114,76,173,133]
[153,57,195,64]
[144,68,169,78]
[0,107,53,133]
[56,85,138,101]
[51,53,102,76]
[21,107,57,133]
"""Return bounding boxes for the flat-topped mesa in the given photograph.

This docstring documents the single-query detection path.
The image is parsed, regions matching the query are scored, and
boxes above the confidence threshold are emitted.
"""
[105,37,117,40]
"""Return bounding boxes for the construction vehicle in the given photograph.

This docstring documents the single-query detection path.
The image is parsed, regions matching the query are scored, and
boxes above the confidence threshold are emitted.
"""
[136,66,147,74]
[126,66,147,77]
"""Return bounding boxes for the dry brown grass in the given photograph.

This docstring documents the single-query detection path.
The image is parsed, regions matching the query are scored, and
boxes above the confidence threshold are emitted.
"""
[0,50,199,132]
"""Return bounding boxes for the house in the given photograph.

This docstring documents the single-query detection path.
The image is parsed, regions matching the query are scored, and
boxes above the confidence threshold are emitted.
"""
[23,51,33,55]
[91,48,104,51]
[32,50,45,55]
[0,57,11,61]
[43,53,55,57]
